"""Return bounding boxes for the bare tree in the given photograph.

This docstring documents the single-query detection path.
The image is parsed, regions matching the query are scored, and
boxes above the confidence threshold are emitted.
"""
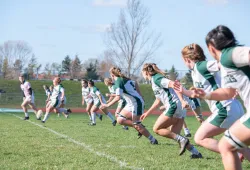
[104,0,162,77]
[0,41,32,70]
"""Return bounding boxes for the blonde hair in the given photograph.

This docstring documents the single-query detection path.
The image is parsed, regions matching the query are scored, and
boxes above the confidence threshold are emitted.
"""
[104,78,113,85]
[182,43,206,61]
[109,67,130,80]
[142,63,167,77]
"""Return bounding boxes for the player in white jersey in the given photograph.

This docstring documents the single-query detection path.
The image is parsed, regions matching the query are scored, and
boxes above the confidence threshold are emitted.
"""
[140,63,202,157]
[42,77,70,123]
[19,74,38,120]
[188,25,250,170]
[174,43,244,154]
[104,78,128,130]
[101,67,158,144]
[81,79,102,122]
[88,80,116,126]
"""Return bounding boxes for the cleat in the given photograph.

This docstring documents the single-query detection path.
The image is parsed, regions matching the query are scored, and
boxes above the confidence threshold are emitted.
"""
[37,118,41,120]
[137,132,143,139]
[185,133,192,138]
[190,153,203,159]
[112,120,117,126]
[122,126,129,130]
[150,139,158,145]
[179,138,189,156]
[41,120,45,123]
[89,123,96,126]
[23,116,29,120]
[67,109,72,113]
[99,115,103,121]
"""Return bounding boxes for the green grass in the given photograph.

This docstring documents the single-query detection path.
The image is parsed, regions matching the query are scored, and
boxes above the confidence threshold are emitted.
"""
[0,80,210,111]
[1,113,249,170]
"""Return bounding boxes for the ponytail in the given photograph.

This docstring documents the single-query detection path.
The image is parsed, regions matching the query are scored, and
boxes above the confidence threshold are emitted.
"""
[142,63,167,78]
[109,67,130,80]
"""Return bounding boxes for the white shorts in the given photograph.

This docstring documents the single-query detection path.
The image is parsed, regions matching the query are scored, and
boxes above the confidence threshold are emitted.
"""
[122,99,144,116]
[207,100,244,129]
[85,98,93,105]
[164,101,186,118]
[50,99,60,108]
[23,95,35,104]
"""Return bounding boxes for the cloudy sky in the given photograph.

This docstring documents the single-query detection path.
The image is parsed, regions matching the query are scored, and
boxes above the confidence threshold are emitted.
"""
[1,0,249,71]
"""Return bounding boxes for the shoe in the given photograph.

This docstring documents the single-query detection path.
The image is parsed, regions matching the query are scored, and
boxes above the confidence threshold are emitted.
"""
[112,120,117,126]
[137,132,143,139]
[150,139,158,145]
[190,153,203,159]
[41,120,45,123]
[67,108,72,113]
[37,118,41,120]
[185,133,192,138]
[122,126,129,130]
[99,115,103,121]
[89,123,96,126]
[23,116,29,120]
[179,138,189,156]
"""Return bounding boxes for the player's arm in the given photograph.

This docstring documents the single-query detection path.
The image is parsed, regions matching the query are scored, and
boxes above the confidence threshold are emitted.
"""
[199,88,236,101]
[140,98,161,121]
[60,88,65,102]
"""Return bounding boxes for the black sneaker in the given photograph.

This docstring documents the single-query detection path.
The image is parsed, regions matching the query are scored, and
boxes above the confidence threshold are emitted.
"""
[23,116,29,120]
[112,120,117,126]
[137,132,143,139]
[185,133,192,138]
[150,139,158,145]
[89,122,96,126]
[190,153,203,159]
[179,138,189,156]
[41,120,45,123]
[122,126,129,130]
[99,115,103,121]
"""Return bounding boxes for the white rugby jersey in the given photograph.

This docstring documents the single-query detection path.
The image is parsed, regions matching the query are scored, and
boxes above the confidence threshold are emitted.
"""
[115,77,143,103]
[192,60,232,113]
[50,84,64,100]
[220,46,250,111]
[82,86,92,99]
[151,73,179,109]
[20,81,34,98]
[89,86,105,102]
[108,85,115,94]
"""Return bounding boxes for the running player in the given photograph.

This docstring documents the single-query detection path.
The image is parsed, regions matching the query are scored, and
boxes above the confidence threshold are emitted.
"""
[81,79,102,122]
[187,25,250,170]
[101,67,158,144]
[19,74,39,120]
[88,80,116,126]
[42,77,70,123]
[104,78,128,130]
[140,63,202,157]
[173,43,245,157]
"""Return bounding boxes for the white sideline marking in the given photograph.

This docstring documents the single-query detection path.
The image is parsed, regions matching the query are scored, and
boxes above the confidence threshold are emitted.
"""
[10,114,144,170]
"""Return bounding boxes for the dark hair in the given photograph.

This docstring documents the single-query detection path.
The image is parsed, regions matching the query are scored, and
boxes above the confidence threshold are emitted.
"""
[82,79,88,84]
[206,25,238,50]
[88,79,95,86]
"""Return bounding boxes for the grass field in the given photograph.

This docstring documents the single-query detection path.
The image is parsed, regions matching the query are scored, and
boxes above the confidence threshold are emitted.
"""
[1,112,249,170]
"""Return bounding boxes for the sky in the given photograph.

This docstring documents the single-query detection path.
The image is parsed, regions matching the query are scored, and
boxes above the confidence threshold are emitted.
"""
[1,0,250,73]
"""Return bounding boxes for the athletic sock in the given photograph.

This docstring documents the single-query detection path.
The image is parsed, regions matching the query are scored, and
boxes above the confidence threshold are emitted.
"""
[175,134,186,143]
[106,112,115,122]
[187,145,200,155]
[25,112,29,117]
[42,113,50,122]
[184,128,190,135]
[91,113,96,124]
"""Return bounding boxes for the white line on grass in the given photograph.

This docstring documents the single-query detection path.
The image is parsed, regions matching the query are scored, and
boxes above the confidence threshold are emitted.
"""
[10,114,144,170]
